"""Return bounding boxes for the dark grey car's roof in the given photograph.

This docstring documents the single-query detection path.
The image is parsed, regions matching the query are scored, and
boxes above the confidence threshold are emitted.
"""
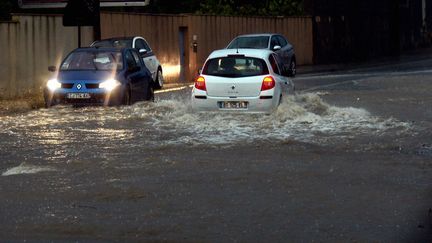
[234,33,278,38]
[95,37,135,41]
[74,47,126,52]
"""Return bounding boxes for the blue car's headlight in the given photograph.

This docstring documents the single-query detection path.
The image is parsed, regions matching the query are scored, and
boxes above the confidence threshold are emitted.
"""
[99,79,120,91]
[47,79,61,91]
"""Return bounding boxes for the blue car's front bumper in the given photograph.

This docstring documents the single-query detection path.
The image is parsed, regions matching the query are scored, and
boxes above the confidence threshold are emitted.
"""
[44,85,125,107]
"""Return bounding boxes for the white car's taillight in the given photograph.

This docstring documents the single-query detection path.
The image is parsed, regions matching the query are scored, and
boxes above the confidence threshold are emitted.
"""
[195,76,206,91]
[261,76,275,91]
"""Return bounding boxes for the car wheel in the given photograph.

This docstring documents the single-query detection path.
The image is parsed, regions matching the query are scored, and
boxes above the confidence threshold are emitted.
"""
[44,96,52,108]
[123,86,131,105]
[43,90,53,108]
[154,68,163,90]
[289,59,296,77]
[45,101,52,108]
[146,82,155,102]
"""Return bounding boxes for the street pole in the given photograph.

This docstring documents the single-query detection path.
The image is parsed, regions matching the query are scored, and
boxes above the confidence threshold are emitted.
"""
[78,25,81,47]
[94,0,101,41]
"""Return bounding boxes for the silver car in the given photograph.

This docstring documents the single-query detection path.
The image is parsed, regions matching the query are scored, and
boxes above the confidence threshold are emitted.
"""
[226,33,296,77]
[91,36,164,89]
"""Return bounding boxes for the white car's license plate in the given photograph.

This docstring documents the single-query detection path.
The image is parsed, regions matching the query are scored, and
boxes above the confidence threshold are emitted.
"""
[219,101,248,109]
[67,93,91,99]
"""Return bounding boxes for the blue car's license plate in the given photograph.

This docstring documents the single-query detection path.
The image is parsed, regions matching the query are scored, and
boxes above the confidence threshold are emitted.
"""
[67,93,91,99]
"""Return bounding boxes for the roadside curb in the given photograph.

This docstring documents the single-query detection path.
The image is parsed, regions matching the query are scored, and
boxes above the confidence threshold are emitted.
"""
[157,82,194,93]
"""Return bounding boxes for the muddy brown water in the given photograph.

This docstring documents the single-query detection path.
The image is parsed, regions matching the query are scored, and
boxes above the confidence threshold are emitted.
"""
[0,71,431,242]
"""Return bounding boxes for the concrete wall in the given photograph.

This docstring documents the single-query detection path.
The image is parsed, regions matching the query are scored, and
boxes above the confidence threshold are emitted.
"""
[0,15,93,99]
[101,13,314,82]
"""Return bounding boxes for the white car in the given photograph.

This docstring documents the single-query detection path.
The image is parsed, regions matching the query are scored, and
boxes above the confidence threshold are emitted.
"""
[91,36,164,89]
[191,49,294,114]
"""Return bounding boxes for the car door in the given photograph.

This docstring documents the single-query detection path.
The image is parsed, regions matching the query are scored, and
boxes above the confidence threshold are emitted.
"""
[276,35,294,70]
[125,50,146,101]
[270,35,281,52]
[135,38,157,81]
[269,53,293,94]
[270,36,286,67]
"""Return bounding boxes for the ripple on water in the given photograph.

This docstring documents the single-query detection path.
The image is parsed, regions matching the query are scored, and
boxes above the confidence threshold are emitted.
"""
[2,163,56,176]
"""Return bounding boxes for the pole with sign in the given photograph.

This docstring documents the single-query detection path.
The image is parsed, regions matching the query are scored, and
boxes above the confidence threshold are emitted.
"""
[63,0,100,46]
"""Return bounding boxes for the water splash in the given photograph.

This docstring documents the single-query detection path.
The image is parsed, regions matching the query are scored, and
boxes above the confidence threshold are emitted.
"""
[0,93,410,147]
[123,93,409,145]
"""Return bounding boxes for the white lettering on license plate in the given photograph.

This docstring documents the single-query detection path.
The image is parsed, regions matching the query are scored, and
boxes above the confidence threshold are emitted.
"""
[220,101,248,109]
[67,93,90,99]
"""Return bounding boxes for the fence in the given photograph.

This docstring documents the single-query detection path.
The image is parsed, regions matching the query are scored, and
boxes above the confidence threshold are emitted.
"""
[0,13,313,99]
[101,12,313,82]
[0,15,93,99]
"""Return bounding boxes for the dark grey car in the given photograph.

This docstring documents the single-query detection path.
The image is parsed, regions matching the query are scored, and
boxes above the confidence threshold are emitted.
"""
[226,33,296,77]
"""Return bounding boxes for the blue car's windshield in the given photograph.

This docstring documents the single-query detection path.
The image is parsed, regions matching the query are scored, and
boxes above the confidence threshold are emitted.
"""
[227,36,270,49]
[60,51,123,71]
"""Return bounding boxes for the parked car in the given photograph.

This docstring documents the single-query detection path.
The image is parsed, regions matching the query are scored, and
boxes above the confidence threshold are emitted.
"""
[91,36,164,89]
[44,47,154,107]
[226,33,296,77]
[191,49,295,114]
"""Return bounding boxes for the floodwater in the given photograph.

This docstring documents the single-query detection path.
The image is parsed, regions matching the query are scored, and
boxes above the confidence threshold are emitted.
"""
[0,64,431,241]
[0,92,411,176]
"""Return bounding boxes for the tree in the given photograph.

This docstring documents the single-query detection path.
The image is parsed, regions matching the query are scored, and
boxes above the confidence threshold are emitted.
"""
[0,0,13,21]
[265,0,303,16]
[197,0,304,16]
[144,0,202,14]
[0,0,304,19]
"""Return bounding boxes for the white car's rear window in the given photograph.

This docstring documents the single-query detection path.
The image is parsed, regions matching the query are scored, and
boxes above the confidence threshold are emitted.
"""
[203,56,269,78]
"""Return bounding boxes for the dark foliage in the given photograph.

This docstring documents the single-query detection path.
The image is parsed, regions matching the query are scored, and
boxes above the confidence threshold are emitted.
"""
[0,0,13,20]
[197,0,304,16]
[1,0,303,18]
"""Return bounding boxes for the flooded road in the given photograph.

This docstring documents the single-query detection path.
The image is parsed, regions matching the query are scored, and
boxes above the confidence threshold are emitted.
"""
[1,60,432,242]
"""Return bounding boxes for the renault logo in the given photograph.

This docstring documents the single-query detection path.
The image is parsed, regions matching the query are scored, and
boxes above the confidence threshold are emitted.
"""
[76,84,82,90]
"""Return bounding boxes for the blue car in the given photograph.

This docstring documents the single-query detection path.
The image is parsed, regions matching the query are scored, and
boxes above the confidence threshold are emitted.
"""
[44,47,154,107]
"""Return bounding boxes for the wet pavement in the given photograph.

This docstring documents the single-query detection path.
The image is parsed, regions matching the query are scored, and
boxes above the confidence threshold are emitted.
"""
[0,57,432,242]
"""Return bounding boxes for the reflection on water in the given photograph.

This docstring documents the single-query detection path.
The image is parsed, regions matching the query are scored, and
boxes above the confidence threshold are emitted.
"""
[2,163,56,176]
[0,93,410,173]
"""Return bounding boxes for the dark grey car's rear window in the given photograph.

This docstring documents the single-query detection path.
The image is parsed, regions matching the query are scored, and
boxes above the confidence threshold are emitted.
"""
[203,56,269,78]
[227,36,270,49]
